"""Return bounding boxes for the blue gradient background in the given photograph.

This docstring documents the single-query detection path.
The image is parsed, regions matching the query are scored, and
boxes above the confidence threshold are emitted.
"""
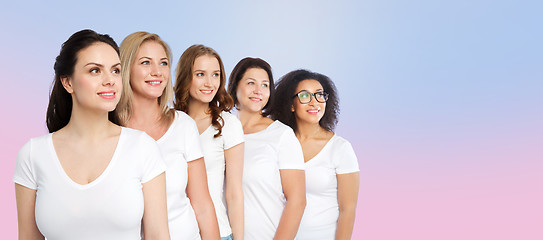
[1,0,542,239]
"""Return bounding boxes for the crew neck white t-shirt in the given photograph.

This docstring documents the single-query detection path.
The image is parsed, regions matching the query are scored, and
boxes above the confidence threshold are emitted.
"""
[13,127,166,240]
[199,111,244,237]
[243,120,305,240]
[157,110,204,240]
[296,135,360,240]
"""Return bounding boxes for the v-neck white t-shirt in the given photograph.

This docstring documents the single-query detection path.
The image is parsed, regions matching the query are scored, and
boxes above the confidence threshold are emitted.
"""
[13,127,166,240]
[199,111,244,237]
[157,110,204,240]
[242,120,305,240]
[296,135,359,240]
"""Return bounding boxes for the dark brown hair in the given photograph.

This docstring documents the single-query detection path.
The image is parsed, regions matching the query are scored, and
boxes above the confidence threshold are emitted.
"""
[227,57,274,116]
[46,29,120,133]
[271,69,339,132]
[174,44,233,138]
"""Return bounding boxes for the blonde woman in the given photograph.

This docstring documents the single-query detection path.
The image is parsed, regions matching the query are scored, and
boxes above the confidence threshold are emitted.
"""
[117,32,219,240]
[174,45,244,240]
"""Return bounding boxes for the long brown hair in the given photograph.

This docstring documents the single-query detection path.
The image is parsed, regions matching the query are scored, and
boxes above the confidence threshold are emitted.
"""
[174,45,233,138]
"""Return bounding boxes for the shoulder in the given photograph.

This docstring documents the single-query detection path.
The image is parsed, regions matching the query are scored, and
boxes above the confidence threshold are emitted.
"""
[17,134,51,157]
[121,127,156,145]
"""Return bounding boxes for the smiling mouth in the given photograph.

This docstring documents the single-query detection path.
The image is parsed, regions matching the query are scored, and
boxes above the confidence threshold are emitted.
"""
[200,90,213,94]
[145,80,162,86]
[97,91,116,99]
[249,97,261,102]
[307,109,320,114]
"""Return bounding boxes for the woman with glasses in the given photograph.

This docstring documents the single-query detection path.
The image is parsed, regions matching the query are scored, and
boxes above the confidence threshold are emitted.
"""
[227,57,306,240]
[271,69,360,240]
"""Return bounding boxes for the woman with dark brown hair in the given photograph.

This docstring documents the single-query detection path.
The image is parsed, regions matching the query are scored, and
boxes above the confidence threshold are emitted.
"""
[174,45,244,240]
[13,29,170,240]
[227,57,306,240]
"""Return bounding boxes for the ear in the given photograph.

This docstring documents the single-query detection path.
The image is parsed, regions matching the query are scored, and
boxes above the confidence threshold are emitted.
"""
[60,76,74,94]
[291,105,295,112]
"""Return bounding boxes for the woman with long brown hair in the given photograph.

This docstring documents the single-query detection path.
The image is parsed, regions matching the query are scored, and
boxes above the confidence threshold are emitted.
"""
[174,45,244,240]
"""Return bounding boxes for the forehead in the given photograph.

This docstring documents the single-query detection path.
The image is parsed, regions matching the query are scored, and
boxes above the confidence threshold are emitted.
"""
[193,54,220,70]
[76,42,119,66]
[296,79,323,91]
[136,41,167,57]
[242,67,269,81]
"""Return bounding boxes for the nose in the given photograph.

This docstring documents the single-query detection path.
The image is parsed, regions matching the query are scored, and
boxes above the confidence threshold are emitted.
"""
[204,75,212,86]
[103,72,116,86]
[308,95,318,106]
[253,84,263,95]
[150,63,162,77]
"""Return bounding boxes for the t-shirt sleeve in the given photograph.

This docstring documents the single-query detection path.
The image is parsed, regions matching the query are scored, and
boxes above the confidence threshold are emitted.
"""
[334,139,360,174]
[184,118,204,162]
[13,140,37,190]
[277,128,305,170]
[222,113,244,150]
[140,135,167,183]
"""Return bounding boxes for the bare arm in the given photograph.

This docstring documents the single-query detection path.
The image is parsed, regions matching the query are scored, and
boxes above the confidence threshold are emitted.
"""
[142,173,171,240]
[274,169,306,240]
[335,172,360,240]
[224,143,244,240]
[15,184,44,240]
[187,157,220,240]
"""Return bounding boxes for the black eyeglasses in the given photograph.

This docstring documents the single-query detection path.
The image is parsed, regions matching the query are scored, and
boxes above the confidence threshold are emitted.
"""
[292,90,329,104]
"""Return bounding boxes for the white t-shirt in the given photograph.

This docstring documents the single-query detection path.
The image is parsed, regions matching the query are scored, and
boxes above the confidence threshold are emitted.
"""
[199,111,244,237]
[242,120,305,240]
[296,135,360,240]
[13,127,166,240]
[157,110,204,240]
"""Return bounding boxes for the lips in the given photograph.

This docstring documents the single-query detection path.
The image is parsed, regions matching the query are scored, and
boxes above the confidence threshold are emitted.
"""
[249,97,261,102]
[307,109,320,114]
[97,91,116,99]
[145,80,162,86]
[200,89,214,95]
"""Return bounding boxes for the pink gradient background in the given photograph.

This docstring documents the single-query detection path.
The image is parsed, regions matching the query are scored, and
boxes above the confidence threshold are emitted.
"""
[1,0,542,239]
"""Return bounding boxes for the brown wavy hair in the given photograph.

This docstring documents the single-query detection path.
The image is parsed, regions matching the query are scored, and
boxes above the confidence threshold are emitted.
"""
[174,44,233,138]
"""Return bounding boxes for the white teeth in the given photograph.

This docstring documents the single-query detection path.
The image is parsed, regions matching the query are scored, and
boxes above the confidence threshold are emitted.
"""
[308,109,319,113]
[147,81,161,84]
[201,90,212,93]
[98,92,114,96]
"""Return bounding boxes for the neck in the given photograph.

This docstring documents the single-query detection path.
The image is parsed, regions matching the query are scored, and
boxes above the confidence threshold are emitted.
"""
[128,94,163,128]
[63,103,115,140]
[295,121,326,141]
[187,98,210,121]
[238,109,265,128]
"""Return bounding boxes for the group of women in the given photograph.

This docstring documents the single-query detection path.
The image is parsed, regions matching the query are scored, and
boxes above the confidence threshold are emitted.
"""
[13,29,360,240]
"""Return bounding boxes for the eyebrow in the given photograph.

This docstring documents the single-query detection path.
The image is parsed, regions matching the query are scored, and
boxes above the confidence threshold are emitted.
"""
[246,78,269,82]
[84,62,121,68]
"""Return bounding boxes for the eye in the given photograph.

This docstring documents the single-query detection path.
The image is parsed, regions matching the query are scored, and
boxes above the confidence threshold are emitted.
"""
[160,61,168,66]
[247,81,255,85]
[90,68,100,74]
[141,60,150,65]
[112,68,120,74]
[299,92,310,98]
[213,73,220,77]
[262,83,269,88]
[196,72,204,77]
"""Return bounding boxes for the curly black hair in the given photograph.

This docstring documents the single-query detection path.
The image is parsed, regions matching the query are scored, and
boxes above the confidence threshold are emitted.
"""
[271,69,339,132]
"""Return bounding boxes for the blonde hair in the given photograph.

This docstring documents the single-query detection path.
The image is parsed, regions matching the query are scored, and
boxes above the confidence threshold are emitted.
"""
[116,32,173,125]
